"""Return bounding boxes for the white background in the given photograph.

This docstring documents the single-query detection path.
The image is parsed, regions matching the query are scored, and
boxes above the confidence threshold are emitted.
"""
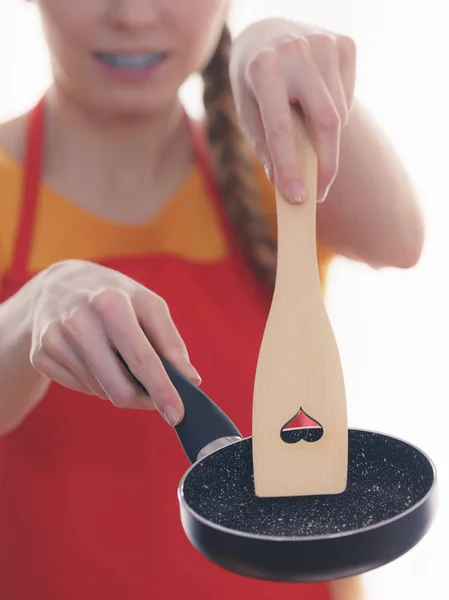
[1,1,447,598]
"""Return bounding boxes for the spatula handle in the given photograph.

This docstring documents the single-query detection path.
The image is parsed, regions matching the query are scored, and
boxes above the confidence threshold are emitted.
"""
[252,107,348,498]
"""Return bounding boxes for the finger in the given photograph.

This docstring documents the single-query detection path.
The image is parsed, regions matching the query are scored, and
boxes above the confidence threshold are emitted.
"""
[30,351,95,396]
[336,34,357,112]
[234,89,274,184]
[307,34,349,126]
[89,289,184,426]
[132,289,201,385]
[38,321,109,400]
[247,48,305,203]
[61,298,156,412]
[280,39,341,202]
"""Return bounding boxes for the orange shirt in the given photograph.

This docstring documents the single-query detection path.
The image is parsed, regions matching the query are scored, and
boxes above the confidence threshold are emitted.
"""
[0,148,333,281]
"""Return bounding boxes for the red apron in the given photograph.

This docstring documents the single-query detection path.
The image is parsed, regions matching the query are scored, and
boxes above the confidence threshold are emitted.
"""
[0,99,331,600]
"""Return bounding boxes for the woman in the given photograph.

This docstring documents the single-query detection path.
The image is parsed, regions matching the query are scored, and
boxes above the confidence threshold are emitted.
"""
[0,2,423,599]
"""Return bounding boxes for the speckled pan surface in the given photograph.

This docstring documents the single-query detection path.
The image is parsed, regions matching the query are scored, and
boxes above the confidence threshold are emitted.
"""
[181,429,435,538]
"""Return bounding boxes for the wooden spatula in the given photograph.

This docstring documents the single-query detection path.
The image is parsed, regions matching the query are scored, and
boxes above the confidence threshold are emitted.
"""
[252,108,348,498]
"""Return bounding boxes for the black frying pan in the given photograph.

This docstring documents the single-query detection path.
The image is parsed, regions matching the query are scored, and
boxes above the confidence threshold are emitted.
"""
[119,354,437,582]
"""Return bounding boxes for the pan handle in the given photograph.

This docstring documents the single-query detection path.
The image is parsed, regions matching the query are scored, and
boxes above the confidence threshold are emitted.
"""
[116,352,242,463]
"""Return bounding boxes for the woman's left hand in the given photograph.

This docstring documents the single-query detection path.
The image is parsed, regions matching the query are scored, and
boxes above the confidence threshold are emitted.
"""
[229,18,357,203]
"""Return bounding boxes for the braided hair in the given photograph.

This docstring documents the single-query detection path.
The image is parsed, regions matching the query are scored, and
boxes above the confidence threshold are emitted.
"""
[202,25,277,289]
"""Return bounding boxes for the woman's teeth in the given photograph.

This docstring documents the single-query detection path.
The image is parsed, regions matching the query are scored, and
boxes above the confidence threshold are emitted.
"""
[96,52,165,70]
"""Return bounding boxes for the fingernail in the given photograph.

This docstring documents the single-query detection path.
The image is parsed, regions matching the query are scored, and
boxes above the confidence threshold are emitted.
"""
[317,185,330,203]
[184,363,202,385]
[161,404,182,427]
[263,161,273,184]
[288,181,306,203]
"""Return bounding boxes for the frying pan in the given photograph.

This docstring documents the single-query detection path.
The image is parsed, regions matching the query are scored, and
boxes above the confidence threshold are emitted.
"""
[120,354,436,582]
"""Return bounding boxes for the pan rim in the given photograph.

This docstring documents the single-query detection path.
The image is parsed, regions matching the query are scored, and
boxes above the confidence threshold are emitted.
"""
[178,427,437,542]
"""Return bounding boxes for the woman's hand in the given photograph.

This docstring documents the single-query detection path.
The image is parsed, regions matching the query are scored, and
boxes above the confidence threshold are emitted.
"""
[230,18,357,203]
[27,260,201,425]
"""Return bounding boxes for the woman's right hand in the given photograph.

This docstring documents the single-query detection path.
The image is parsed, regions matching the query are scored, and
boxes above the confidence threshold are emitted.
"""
[27,260,201,426]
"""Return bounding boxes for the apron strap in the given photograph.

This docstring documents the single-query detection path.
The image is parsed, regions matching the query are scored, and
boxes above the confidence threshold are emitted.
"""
[9,97,45,279]
[185,114,240,256]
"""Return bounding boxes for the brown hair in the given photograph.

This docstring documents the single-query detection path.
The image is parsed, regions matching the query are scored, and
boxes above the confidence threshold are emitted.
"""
[202,25,277,289]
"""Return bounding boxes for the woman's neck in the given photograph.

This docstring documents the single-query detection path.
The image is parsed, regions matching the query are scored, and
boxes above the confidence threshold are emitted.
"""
[43,85,195,223]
